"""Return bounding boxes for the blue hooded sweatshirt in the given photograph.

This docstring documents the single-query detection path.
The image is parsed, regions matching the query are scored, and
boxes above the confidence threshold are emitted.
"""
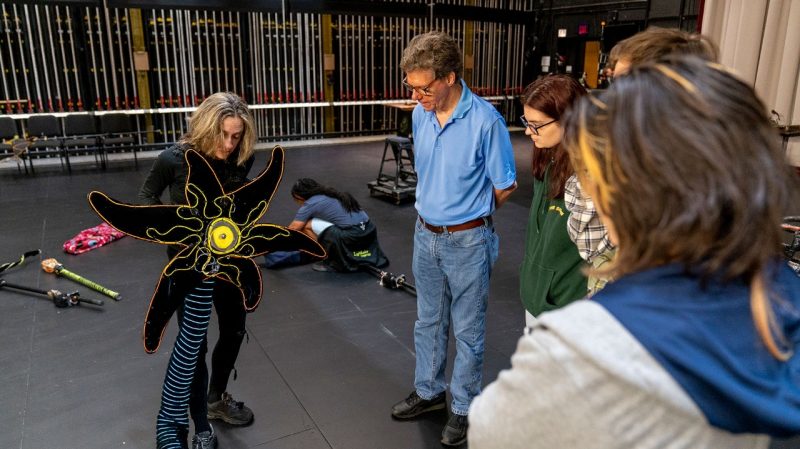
[597,261,800,437]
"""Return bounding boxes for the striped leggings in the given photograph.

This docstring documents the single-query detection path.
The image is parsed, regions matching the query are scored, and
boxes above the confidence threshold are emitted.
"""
[156,278,215,449]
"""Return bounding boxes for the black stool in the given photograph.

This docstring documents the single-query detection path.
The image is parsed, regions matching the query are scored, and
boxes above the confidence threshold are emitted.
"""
[368,136,417,204]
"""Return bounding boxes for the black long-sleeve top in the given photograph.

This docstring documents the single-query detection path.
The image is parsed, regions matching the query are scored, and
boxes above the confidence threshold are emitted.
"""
[138,143,254,206]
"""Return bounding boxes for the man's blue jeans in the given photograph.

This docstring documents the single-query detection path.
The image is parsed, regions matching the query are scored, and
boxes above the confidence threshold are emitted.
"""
[412,218,499,416]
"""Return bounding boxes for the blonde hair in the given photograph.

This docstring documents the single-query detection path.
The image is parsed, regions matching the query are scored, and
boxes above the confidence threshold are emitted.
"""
[563,57,798,360]
[181,92,256,166]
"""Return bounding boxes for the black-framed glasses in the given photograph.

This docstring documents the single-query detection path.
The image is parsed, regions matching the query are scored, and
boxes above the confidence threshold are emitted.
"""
[402,76,438,97]
[520,116,557,136]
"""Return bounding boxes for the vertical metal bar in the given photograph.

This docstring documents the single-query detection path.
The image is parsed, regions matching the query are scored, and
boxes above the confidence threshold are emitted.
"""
[220,11,228,92]
[114,8,129,108]
[519,7,525,100]
[336,15,341,133]
[250,13,260,103]
[125,9,138,108]
[488,9,495,95]
[289,12,297,104]
[208,10,215,96]
[278,12,286,134]
[12,5,33,112]
[298,13,305,104]
[23,5,43,111]
[298,13,306,135]
[184,11,194,105]
[194,11,203,101]
[151,10,163,107]
[265,13,274,105]
[2,5,21,112]
[162,9,174,107]
[187,14,193,103]
[496,4,503,96]
[241,12,247,96]
[258,12,264,103]
[165,11,176,136]
[353,16,366,131]
[281,10,289,106]
[0,11,9,112]
[304,13,310,132]
[101,2,119,108]
[94,6,111,109]
[66,7,83,110]
[381,16,386,100]
[203,11,212,95]
[177,11,189,106]
[346,15,352,132]
[355,14,360,129]
[261,12,267,104]
[389,15,395,102]
[305,13,312,101]
[319,13,328,133]
[212,11,221,93]
[308,13,315,130]
[170,10,182,105]
[43,6,64,111]
[480,20,487,95]
[238,12,245,97]
[370,16,374,100]
[34,5,55,111]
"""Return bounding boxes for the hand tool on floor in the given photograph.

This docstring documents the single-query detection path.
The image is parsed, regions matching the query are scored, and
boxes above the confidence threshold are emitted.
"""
[41,258,121,300]
[0,249,41,274]
[362,264,417,297]
[0,279,104,307]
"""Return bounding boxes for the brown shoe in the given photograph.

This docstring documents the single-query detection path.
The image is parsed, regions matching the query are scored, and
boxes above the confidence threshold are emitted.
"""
[207,392,254,426]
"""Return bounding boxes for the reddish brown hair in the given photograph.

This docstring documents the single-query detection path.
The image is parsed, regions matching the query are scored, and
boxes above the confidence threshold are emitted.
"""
[522,75,587,198]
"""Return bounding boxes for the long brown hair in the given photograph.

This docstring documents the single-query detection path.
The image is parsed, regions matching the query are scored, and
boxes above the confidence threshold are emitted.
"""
[522,75,587,198]
[563,57,799,359]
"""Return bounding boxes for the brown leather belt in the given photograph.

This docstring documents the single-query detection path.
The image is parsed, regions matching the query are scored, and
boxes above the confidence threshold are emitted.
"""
[419,216,492,234]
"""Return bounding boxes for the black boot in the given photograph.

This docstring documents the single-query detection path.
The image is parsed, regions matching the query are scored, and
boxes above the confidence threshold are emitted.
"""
[441,413,468,447]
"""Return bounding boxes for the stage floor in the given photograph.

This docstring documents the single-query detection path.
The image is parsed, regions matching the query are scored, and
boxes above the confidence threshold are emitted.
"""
[1,134,797,449]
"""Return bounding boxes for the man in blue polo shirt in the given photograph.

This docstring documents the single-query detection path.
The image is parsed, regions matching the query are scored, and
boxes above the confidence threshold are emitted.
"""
[389,31,517,447]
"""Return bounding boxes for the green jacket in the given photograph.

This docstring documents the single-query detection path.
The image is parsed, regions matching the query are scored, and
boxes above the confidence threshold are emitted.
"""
[520,171,587,316]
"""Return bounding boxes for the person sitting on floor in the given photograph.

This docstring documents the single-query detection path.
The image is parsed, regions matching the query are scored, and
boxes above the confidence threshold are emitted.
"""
[288,178,389,272]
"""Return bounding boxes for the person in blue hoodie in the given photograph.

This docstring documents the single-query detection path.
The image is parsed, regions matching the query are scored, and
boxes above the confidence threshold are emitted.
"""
[468,56,800,448]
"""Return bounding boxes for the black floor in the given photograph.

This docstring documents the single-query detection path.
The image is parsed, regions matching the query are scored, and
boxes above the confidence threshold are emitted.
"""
[2,135,798,449]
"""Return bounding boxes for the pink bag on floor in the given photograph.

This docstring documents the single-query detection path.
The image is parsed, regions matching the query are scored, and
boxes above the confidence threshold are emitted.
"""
[63,222,125,255]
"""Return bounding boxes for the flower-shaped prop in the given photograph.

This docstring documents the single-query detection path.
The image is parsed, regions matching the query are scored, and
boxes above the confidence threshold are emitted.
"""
[88,146,325,352]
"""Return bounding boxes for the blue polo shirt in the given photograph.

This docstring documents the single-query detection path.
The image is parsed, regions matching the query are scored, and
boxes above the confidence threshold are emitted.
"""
[412,80,516,225]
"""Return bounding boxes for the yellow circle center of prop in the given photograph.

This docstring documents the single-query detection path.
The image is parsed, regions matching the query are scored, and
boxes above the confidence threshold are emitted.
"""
[207,218,240,254]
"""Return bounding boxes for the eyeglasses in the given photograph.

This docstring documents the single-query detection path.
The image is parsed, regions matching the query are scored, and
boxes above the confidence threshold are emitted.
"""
[402,76,438,97]
[520,116,557,136]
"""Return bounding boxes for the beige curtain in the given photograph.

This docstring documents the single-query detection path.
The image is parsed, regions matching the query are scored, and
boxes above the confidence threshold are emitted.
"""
[702,0,800,166]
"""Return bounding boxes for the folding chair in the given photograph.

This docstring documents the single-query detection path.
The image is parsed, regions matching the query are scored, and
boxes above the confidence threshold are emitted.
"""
[0,117,27,174]
[63,115,103,171]
[26,115,65,174]
[100,113,138,167]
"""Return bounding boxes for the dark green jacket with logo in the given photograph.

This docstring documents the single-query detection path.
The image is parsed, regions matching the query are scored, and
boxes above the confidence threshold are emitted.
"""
[520,169,588,316]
